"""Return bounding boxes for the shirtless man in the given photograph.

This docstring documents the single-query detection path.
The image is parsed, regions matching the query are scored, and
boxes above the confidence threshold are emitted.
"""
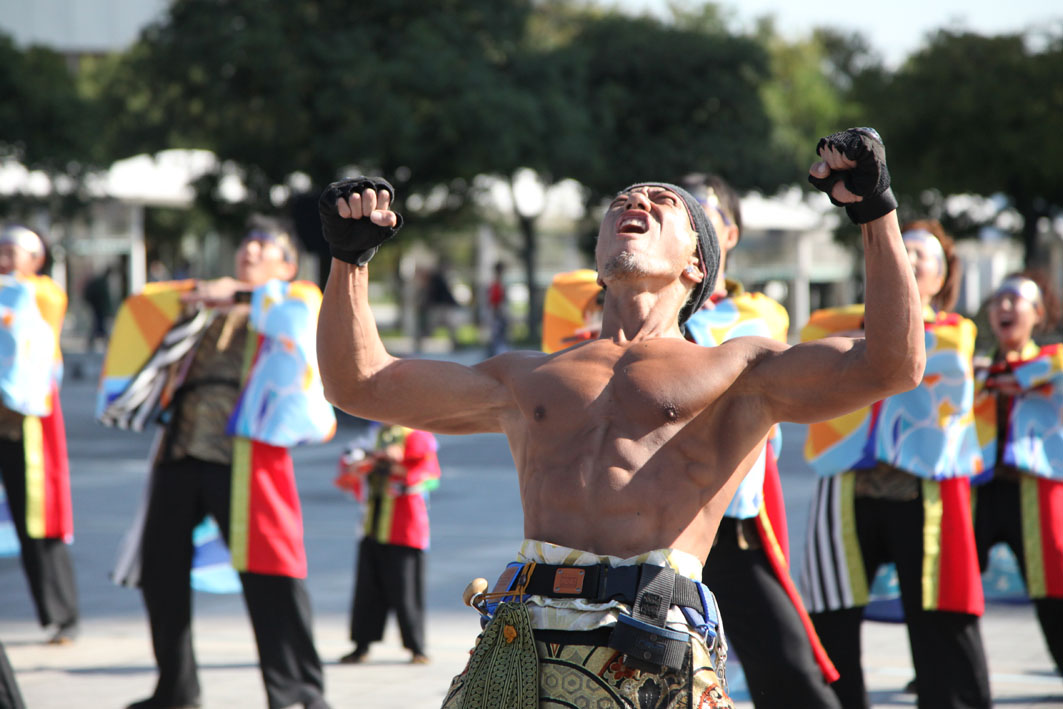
[316,128,924,707]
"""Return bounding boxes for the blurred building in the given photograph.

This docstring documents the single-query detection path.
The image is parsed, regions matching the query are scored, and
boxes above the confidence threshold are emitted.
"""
[728,188,853,337]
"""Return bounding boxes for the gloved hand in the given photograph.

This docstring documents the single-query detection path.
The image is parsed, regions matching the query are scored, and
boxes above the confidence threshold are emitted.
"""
[318,177,404,266]
[808,127,898,225]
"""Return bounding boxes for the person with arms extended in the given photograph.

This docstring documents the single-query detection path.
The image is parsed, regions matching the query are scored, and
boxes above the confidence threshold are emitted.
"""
[681,175,841,708]
[96,223,336,709]
[800,219,989,709]
[316,128,925,708]
[335,423,441,665]
[971,271,1063,679]
[0,225,78,646]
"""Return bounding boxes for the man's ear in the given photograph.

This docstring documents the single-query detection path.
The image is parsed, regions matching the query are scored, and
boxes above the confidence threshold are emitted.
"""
[682,261,704,284]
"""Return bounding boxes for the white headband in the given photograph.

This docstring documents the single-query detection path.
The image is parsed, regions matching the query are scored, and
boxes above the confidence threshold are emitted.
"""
[0,225,44,258]
[902,228,945,274]
[994,276,1043,310]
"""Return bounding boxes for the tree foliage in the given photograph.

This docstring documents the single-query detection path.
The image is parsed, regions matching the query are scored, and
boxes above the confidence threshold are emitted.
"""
[25,1,1063,331]
[96,1,536,208]
[0,32,100,219]
[856,29,1063,263]
[756,22,880,182]
[555,12,777,200]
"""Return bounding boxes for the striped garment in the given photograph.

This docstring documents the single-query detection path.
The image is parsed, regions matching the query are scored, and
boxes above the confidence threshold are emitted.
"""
[101,279,336,582]
[801,473,984,615]
[97,309,211,431]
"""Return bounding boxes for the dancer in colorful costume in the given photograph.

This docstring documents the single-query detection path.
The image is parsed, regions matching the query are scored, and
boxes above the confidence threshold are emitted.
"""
[0,224,78,645]
[335,423,440,665]
[315,128,925,709]
[800,219,989,709]
[541,269,604,353]
[683,175,841,708]
[972,271,1063,677]
[96,224,336,709]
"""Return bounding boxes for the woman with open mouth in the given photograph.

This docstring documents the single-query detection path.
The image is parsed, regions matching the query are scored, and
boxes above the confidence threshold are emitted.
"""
[973,270,1063,681]
[800,219,990,709]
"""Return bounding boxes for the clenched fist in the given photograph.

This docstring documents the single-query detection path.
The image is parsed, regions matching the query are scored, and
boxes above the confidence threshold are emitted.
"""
[808,127,897,225]
[318,177,403,266]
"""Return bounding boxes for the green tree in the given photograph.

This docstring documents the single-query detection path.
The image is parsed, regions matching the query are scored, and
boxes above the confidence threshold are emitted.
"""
[0,32,99,219]
[95,0,545,302]
[557,13,777,200]
[97,0,535,203]
[860,29,1063,264]
[757,22,876,180]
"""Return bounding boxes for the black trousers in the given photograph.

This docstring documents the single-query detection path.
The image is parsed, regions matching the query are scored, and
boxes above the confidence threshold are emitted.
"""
[705,518,841,709]
[140,457,324,709]
[0,641,25,709]
[349,537,425,655]
[809,495,990,709]
[0,437,78,630]
[974,476,1063,673]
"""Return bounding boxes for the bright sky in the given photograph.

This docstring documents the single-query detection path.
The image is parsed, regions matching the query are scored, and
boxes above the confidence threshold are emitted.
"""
[615,0,1061,66]
[1,1,1057,64]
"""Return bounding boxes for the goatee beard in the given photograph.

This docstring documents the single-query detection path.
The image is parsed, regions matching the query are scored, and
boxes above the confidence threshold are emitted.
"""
[601,252,650,280]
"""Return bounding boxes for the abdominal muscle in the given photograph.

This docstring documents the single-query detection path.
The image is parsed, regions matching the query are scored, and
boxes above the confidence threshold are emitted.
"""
[516,436,741,561]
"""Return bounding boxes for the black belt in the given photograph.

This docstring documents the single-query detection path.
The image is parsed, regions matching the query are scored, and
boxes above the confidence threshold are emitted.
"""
[517,563,703,613]
[514,565,705,633]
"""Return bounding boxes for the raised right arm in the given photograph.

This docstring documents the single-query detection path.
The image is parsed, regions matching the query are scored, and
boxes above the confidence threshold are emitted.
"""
[738,211,924,424]
[733,128,926,425]
[316,180,517,434]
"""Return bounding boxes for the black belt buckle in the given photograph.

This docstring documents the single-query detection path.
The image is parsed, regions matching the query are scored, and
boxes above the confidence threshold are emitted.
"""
[608,614,689,674]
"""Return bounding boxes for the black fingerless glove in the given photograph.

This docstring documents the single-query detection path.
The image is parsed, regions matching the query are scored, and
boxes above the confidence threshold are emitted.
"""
[318,177,404,266]
[807,127,898,225]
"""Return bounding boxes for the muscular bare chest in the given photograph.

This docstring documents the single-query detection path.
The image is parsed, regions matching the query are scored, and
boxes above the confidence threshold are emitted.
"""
[516,341,714,442]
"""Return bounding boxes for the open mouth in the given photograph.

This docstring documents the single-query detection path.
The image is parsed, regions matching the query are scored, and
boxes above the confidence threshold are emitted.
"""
[993,311,1017,332]
[617,211,649,234]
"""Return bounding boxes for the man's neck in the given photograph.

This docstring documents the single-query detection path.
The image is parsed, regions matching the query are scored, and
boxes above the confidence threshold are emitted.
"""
[597,282,687,342]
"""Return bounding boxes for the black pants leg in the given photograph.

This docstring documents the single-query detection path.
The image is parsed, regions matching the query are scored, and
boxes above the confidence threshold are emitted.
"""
[350,537,388,648]
[139,459,203,706]
[350,539,426,655]
[812,494,990,709]
[809,608,867,709]
[202,462,326,709]
[0,641,25,709]
[387,545,426,655]
[874,496,989,709]
[0,438,78,630]
[705,519,840,709]
[1033,599,1063,674]
[240,574,326,709]
[975,477,1063,676]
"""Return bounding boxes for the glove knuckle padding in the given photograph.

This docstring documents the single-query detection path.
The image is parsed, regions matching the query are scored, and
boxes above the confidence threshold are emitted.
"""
[808,127,897,225]
[318,176,404,266]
